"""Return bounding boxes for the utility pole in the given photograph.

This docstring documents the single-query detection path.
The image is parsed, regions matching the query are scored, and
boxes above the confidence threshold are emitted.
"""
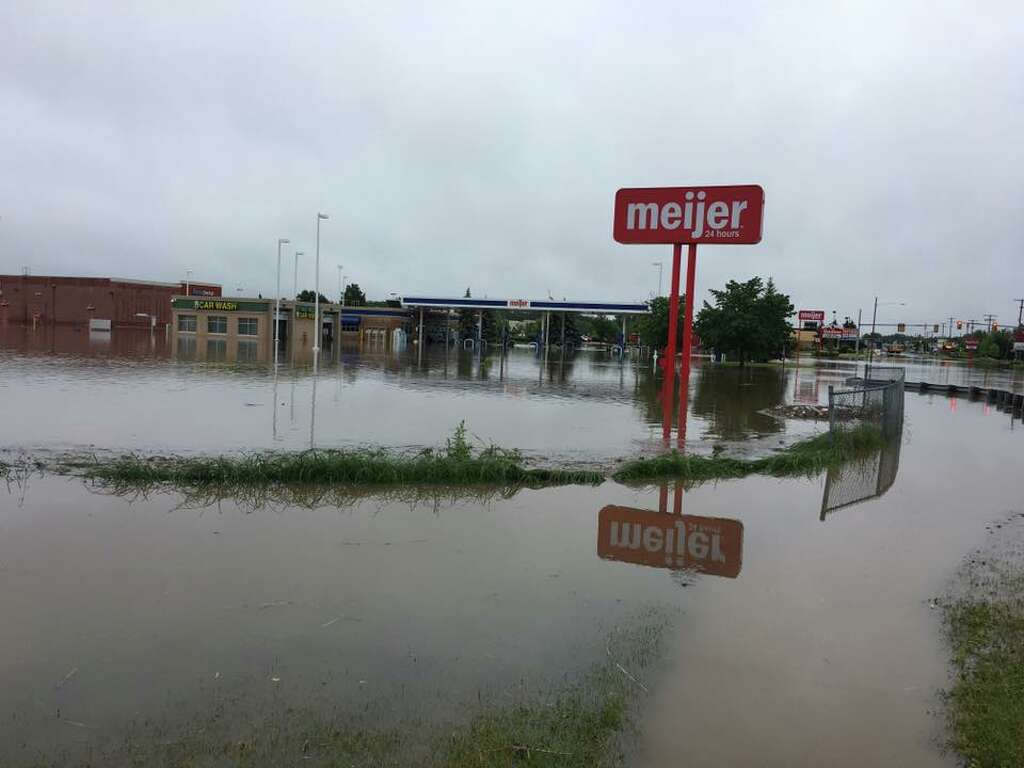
[983,313,997,332]
[948,316,954,338]
[1014,298,1024,327]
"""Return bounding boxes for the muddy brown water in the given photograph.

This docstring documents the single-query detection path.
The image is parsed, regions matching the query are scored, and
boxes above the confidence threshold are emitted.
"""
[1,327,1022,765]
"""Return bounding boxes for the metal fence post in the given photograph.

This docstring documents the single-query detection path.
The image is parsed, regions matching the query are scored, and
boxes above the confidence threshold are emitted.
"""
[828,385,835,433]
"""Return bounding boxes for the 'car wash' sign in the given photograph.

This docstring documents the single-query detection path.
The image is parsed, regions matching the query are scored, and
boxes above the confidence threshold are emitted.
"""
[597,505,743,578]
[613,185,764,245]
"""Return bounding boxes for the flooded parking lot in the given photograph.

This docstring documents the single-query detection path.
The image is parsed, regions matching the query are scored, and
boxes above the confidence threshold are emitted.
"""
[1,327,1022,765]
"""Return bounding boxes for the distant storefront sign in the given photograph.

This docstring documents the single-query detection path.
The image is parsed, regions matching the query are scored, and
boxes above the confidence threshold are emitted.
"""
[821,327,858,340]
[171,298,269,312]
[798,310,825,322]
[597,505,743,579]
[965,338,979,351]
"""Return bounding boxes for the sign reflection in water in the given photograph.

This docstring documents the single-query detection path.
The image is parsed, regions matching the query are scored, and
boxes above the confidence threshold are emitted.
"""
[597,485,744,579]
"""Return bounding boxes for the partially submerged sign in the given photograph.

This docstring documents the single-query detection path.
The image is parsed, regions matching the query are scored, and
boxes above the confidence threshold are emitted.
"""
[613,185,764,245]
[597,505,743,578]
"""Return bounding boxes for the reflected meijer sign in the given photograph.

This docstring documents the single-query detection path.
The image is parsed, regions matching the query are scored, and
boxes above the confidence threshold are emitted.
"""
[597,505,743,578]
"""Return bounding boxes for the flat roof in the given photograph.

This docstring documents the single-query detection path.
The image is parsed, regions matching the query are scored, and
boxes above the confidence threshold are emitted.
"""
[400,296,649,314]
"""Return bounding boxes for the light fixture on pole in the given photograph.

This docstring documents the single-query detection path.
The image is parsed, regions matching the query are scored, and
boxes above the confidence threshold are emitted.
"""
[275,238,290,350]
[314,213,329,355]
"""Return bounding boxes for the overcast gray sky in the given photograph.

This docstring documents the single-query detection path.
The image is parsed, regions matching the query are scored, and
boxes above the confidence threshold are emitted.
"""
[2,1,1022,328]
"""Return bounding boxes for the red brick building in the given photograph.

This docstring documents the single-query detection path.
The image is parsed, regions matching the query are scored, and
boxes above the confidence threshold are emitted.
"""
[0,275,221,328]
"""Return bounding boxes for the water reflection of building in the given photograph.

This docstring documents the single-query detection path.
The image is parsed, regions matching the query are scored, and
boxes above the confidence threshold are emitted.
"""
[0,324,172,358]
[174,334,266,363]
[819,432,903,520]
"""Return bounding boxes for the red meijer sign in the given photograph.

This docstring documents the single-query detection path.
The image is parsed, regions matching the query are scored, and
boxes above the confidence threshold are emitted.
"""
[597,505,744,578]
[613,185,764,245]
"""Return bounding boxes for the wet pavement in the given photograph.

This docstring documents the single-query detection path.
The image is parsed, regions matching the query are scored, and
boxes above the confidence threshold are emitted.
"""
[1,326,1022,765]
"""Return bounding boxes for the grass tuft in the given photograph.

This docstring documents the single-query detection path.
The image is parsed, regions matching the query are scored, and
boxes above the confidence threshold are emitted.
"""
[613,424,887,484]
[942,556,1024,767]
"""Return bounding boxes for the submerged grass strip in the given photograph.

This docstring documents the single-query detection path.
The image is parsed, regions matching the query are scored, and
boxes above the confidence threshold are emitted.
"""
[83,449,602,488]
[612,424,887,484]
[942,545,1024,768]
[6,608,670,768]
[72,423,889,494]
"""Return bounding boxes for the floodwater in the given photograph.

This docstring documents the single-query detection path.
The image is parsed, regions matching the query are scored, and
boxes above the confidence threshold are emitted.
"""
[1,325,1023,766]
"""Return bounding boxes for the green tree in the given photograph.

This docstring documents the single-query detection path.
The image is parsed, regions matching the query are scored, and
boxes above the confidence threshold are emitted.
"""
[694,277,795,365]
[343,283,367,305]
[578,314,619,343]
[456,288,498,343]
[296,289,329,303]
[635,296,686,351]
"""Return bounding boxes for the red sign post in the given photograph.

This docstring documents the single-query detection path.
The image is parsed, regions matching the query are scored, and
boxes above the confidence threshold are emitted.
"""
[613,185,765,444]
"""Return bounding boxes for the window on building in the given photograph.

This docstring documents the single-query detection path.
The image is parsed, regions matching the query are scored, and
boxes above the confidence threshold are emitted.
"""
[176,335,196,358]
[207,315,227,334]
[206,339,227,361]
[237,339,259,362]
[238,317,258,336]
[177,314,197,332]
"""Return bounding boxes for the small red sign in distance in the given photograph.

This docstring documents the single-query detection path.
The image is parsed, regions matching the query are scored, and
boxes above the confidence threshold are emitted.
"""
[799,310,825,322]
[613,185,764,245]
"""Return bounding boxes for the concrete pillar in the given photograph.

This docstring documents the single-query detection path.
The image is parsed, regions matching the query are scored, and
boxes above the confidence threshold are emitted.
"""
[560,313,566,362]
[418,307,424,365]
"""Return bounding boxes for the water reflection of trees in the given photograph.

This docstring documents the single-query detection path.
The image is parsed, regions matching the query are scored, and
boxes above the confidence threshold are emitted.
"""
[690,367,787,440]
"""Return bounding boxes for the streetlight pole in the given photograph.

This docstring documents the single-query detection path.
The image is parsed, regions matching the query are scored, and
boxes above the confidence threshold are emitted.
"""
[275,238,289,351]
[314,213,329,357]
[185,268,192,296]
[869,296,878,367]
[293,251,303,302]
[337,265,343,305]
[868,297,905,370]
[341,274,348,307]
[652,261,663,296]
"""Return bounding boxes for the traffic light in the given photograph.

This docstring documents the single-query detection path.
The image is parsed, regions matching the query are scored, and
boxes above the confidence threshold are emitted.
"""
[956,320,963,330]
[992,322,999,331]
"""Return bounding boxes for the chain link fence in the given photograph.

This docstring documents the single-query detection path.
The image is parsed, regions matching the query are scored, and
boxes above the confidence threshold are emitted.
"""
[820,365,906,518]
[828,366,905,439]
